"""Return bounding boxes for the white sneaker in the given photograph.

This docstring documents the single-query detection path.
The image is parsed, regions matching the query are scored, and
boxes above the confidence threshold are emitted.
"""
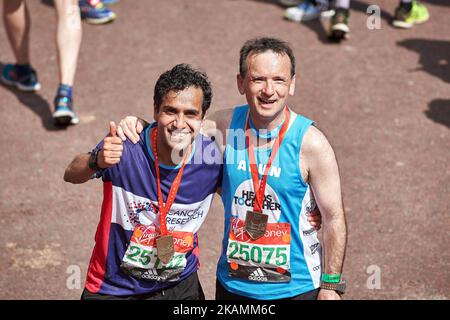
[284,1,323,22]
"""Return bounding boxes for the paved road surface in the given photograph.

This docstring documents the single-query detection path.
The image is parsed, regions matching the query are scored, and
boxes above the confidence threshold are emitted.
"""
[0,0,449,299]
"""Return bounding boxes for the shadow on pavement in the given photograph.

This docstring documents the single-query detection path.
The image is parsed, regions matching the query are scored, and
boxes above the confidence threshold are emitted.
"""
[0,62,65,131]
[397,39,450,84]
[423,0,450,7]
[425,99,450,129]
[397,39,450,129]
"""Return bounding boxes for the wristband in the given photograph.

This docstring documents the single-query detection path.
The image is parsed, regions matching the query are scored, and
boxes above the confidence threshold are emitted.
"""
[321,273,341,283]
[88,147,102,172]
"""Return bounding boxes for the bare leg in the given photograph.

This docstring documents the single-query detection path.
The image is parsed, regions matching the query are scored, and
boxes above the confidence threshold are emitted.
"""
[334,0,350,9]
[3,0,30,64]
[53,0,82,86]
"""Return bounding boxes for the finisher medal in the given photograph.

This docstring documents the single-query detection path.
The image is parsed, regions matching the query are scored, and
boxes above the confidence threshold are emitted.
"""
[245,210,268,240]
[156,235,175,264]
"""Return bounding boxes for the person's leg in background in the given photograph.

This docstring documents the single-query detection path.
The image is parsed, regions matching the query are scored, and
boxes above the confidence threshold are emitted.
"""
[53,0,82,126]
[1,0,41,91]
[393,0,429,29]
[329,0,351,40]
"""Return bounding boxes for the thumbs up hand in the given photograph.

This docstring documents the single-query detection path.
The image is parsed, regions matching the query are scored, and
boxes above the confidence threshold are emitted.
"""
[97,121,124,169]
[109,121,118,137]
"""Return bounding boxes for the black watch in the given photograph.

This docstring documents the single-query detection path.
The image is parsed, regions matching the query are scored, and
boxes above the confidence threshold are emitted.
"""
[320,280,346,295]
[88,147,102,171]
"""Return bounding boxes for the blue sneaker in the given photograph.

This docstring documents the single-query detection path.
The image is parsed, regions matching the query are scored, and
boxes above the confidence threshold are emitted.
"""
[102,0,119,4]
[284,1,325,22]
[1,63,41,91]
[79,0,116,25]
[53,95,79,126]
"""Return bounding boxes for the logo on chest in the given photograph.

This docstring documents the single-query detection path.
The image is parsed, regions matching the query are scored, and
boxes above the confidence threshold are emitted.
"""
[232,180,281,223]
[236,160,282,178]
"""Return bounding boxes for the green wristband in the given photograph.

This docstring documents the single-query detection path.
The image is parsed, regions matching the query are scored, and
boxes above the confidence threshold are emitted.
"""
[321,273,341,283]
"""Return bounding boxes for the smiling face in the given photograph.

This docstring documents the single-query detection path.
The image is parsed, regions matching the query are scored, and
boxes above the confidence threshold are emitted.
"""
[237,50,295,129]
[153,86,204,156]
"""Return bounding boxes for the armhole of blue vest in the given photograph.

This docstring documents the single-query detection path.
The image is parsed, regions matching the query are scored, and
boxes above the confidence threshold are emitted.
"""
[222,105,247,191]
[225,105,248,152]
[229,105,248,130]
[296,116,314,188]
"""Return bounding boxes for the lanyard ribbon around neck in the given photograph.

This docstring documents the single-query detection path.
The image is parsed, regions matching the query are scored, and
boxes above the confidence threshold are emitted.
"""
[151,128,192,236]
[245,107,290,212]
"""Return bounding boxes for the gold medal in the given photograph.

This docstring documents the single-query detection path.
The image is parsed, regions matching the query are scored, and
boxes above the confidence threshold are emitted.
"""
[156,235,175,264]
[245,210,268,240]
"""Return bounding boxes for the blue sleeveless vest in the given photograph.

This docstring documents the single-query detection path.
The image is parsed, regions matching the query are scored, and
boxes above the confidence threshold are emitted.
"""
[216,105,322,299]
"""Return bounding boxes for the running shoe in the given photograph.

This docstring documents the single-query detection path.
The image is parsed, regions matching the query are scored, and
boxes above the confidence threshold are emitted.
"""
[53,95,79,126]
[1,63,41,92]
[329,8,350,40]
[284,1,324,22]
[392,0,429,29]
[79,0,116,25]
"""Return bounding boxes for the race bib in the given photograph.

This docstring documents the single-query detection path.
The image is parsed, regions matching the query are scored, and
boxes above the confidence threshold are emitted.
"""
[121,224,194,282]
[227,217,291,282]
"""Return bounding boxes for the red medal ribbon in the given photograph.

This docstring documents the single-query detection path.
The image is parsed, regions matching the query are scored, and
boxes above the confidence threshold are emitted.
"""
[246,107,290,212]
[151,128,192,236]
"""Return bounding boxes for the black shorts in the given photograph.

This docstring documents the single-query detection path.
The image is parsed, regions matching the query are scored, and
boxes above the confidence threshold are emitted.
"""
[215,279,319,300]
[81,271,205,300]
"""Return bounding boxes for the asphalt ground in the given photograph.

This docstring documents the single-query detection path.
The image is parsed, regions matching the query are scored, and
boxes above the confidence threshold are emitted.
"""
[0,0,449,300]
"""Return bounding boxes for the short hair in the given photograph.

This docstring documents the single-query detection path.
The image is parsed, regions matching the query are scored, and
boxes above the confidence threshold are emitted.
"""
[239,37,296,78]
[153,64,212,117]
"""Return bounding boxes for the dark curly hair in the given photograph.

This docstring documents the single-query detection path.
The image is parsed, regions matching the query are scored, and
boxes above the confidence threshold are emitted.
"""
[239,37,296,78]
[153,64,212,117]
